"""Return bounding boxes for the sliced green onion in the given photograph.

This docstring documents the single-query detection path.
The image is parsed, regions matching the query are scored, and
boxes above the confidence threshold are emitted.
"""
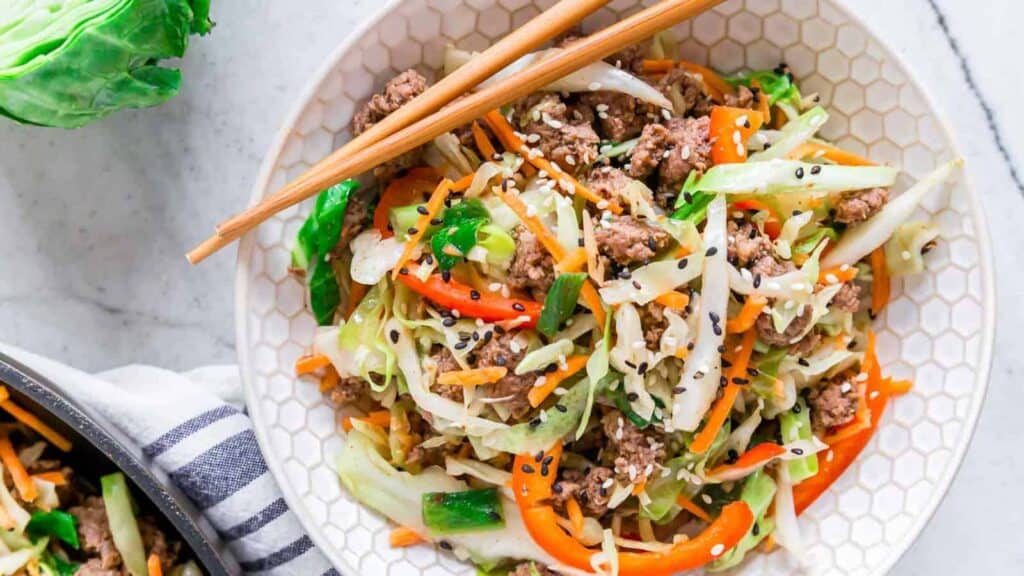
[26,511,79,549]
[779,399,818,483]
[422,488,505,534]
[537,273,587,337]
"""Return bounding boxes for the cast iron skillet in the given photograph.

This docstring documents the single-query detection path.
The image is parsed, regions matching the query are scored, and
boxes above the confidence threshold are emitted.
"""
[0,352,235,576]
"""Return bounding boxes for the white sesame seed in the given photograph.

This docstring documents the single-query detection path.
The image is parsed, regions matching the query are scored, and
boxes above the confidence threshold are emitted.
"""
[839,264,851,272]
[662,149,672,159]
[510,340,521,353]
[644,464,654,477]
[553,387,568,396]
[526,133,541,143]
[565,154,576,166]
[792,282,806,291]
[602,478,615,489]
[735,115,749,127]
[525,204,537,218]
[539,410,548,422]
[736,142,745,156]
[901,250,913,261]
[597,200,610,209]
[826,450,835,462]
[501,286,511,298]
[680,145,692,160]
[533,376,547,388]
[711,544,725,557]
[452,309,461,318]
[701,494,713,504]
[661,109,672,120]
[840,382,853,393]
[870,390,881,399]
[628,465,638,481]
[854,372,869,382]
[598,112,609,119]
[596,104,610,113]
[732,130,742,144]
[588,82,603,91]
[825,273,839,284]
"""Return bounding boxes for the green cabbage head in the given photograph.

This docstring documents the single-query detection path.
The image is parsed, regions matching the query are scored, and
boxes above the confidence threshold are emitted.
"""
[0,0,213,128]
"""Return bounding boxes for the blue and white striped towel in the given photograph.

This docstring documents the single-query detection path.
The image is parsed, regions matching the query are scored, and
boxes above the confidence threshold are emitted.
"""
[0,344,335,576]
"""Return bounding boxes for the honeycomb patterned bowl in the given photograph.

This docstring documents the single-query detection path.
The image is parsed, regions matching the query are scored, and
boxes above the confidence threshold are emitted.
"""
[235,1,996,574]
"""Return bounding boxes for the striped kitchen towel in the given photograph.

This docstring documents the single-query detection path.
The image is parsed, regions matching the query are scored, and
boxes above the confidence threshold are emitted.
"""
[0,344,336,576]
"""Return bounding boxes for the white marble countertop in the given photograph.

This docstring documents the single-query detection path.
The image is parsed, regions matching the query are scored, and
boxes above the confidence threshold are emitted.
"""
[0,0,1020,572]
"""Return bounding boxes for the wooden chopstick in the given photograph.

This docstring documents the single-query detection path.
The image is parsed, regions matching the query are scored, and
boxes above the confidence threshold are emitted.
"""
[188,0,608,264]
[188,0,725,264]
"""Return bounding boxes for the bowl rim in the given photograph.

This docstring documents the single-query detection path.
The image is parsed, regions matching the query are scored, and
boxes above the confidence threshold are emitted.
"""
[0,352,236,576]
[234,1,997,573]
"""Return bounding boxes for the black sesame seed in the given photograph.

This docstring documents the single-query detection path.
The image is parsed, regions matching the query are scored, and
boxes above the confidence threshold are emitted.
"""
[555,404,568,413]
[673,386,687,394]
[717,344,727,353]
[399,267,410,275]
[440,541,453,551]
[541,465,550,477]
[442,317,457,327]
[732,377,750,385]
[677,258,689,269]
[720,376,728,386]
[529,418,541,428]
[753,273,762,288]
[543,455,554,466]
[482,330,494,344]
[416,205,429,215]
[578,237,585,247]
[694,371,705,379]
[810,165,822,175]
[521,464,536,474]
[713,323,723,336]
[494,325,506,335]
[488,510,502,521]
[709,311,721,324]
[624,360,637,369]
[706,246,719,257]
[747,367,760,377]
[721,358,733,369]
[441,270,452,282]
[471,331,479,341]
[727,449,739,464]
[647,238,658,251]
[795,167,805,179]
[793,402,802,414]
[619,269,633,280]
[512,302,526,312]
[470,290,481,300]
[389,330,399,344]
[430,218,444,226]
[792,448,805,456]
[631,280,642,290]
[638,362,648,375]
[454,341,468,350]
[535,451,545,463]
[408,226,419,235]
[847,339,858,350]
[552,483,564,494]
[684,191,694,203]
[797,358,810,367]
[687,342,695,351]
[752,523,760,536]
[627,392,639,402]
[545,363,559,374]
[495,355,508,367]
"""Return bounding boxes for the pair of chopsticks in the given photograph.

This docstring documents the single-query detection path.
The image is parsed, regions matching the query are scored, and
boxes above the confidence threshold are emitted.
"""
[187,0,725,264]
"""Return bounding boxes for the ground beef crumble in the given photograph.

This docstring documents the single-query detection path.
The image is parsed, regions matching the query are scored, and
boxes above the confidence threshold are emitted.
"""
[580,91,654,142]
[594,215,671,267]
[809,373,860,433]
[755,304,814,349]
[552,466,615,517]
[727,220,774,268]
[351,69,429,181]
[834,187,889,224]
[510,563,559,576]
[507,226,557,299]
[477,331,538,420]
[638,302,669,350]
[831,282,862,313]
[602,410,665,485]
[628,116,712,209]
[586,166,635,201]
[515,94,599,172]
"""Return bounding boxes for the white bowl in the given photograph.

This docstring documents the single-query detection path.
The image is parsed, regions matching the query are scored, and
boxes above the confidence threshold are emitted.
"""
[235,1,996,574]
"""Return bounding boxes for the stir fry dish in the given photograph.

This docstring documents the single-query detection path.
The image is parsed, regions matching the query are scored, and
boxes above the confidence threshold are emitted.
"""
[0,385,202,576]
[291,31,960,575]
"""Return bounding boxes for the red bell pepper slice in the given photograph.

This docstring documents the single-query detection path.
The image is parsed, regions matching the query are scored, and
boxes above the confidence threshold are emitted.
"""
[512,445,754,576]
[704,442,788,483]
[794,331,889,514]
[396,267,542,327]
[373,167,439,238]
[709,106,764,165]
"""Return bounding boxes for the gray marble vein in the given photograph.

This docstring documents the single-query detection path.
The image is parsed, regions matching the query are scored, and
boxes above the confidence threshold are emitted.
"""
[0,0,1021,573]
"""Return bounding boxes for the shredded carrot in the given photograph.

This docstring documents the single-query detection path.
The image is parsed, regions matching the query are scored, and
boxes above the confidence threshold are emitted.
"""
[389,526,426,548]
[679,61,734,103]
[690,328,758,454]
[319,366,339,393]
[726,295,767,334]
[437,367,508,387]
[566,496,585,538]
[451,173,475,192]
[578,283,607,329]
[818,265,858,285]
[632,481,647,496]
[655,291,691,310]
[471,121,498,161]
[393,179,453,279]
[147,554,164,576]
[640,59,675,74]
[492,184,566,261]
[556,248,588,274]
[527,356,589,408]
[342,410,392,433]
[0,386,7,403]
[483,110,619,213]
[674,346,690,360]
[295,354,331,376]
[886,378,913,396]
[31,471,67,486]
[869,247,890,315]
[0,395,71,452]
[762,535,777,552]
[0,434,36,501]
[346,282,369,319]
[673,245,692,259]
[675,493,711,522]
[787,142,875,166]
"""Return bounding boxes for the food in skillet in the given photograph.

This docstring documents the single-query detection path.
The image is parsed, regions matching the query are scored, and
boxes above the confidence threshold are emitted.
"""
[290,31,959,575]
[0,385,202,576]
